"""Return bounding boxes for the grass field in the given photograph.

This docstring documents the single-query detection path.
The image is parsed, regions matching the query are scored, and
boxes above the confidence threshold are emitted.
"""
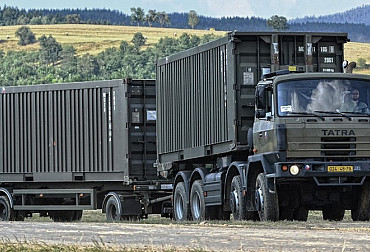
[0,24,368,74]
[0,24,225,56]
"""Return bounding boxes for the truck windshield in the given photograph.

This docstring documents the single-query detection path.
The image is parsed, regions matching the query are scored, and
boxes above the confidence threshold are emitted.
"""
[277,78,370,116]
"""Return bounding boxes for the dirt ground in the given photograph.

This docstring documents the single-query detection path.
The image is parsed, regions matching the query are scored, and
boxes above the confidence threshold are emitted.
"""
[1,219,370,251]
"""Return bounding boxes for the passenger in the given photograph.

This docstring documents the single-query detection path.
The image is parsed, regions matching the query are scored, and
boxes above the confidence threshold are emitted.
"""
[340,89,369,113]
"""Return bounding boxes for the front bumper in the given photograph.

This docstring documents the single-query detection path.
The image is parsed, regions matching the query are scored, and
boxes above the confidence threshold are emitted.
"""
[267,161,370,186]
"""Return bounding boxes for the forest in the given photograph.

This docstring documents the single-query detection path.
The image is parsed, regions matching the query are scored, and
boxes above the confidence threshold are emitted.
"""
[0,32,220,86]
[0,5,369,42]
[0,5,369,86]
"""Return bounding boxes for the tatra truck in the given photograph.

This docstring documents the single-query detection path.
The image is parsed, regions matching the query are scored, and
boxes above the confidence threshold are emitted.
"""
[1,32,369,222]
[156,32,370,221]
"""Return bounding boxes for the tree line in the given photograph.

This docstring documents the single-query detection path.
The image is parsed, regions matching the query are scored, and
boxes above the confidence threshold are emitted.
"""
[0,29,221,86]
[1,5,369,42]
[0,5,198,29]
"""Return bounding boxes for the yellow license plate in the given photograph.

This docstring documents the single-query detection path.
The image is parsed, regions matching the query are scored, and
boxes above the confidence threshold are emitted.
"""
[327,166,353,172]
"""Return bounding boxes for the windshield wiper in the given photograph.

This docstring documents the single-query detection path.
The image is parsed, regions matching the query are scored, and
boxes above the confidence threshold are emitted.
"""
[288,111,325,121]
[340,111,370,117]
[313,110,352,120]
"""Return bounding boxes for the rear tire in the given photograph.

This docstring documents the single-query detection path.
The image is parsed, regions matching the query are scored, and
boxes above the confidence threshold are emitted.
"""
[173,182,190,222]
[351,181,370,221]
[190,180,207,222]
[106,196,122,222]
[0,196,14,221]
[255,173,279,221]
[230,175,246,220]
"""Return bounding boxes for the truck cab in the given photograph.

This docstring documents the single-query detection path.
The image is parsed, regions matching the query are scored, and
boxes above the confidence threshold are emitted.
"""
[252,72,370,221]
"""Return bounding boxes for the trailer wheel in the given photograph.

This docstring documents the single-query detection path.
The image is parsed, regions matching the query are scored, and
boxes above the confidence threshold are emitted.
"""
[230,175,246,220]
[190,180,206,222]
[351,181,370,221]
[0,196,14,221]
[173,182,190,222]
[255,173,279,221]
[106,196,122,222]
[322,206,345,221]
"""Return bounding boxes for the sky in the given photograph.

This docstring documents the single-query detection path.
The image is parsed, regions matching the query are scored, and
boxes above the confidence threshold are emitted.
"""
[1,0,369,19]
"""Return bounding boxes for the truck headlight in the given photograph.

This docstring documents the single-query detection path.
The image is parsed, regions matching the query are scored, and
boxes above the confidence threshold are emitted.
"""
[290,165,300,175]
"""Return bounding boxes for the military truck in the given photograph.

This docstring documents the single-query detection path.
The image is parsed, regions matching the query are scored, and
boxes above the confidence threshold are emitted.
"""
[156,32,370,221]
[1,32,369,223]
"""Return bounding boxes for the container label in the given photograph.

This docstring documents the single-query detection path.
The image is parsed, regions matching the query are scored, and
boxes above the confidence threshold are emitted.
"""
[306,43,312,56]
[243,72,254,85]
[147,110,157,121]
[273,42,279,54]
[132,111,140,123]
[323,57,334,63]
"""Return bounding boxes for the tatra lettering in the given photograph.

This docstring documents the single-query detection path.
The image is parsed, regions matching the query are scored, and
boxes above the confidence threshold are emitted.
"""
[322,129,355,136]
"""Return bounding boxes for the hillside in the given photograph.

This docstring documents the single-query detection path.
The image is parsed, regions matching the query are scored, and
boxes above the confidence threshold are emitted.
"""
[0,24,225,56]
[1,6,369,42]
[291,5,370,26]
[0,24,368,87]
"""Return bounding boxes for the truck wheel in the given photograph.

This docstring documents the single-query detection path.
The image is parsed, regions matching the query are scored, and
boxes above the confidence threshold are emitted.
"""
[0,196,14,221]
[293,207,308,221]
[322,206,345,221]
[255,173,279,221]
[106,196,122,222]
[173,182,190,222]
[351,181,370,221]
[230,175,246,220]
[190,180,207,222]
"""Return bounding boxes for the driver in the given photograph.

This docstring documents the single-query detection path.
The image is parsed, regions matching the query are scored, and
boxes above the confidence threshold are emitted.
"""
[340,89,369,113]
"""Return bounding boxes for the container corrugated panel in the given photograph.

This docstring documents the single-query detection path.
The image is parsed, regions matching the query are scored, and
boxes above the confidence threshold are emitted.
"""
[0,79,156,182]
[156,32,348,166]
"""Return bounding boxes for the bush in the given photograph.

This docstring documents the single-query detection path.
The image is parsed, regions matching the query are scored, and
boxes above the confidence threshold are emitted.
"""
[357,58,367,69]
[15,26,37,46]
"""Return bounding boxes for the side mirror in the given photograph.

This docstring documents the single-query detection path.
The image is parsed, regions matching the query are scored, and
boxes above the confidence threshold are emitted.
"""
[255,86,266,109]
[255,109,266,118]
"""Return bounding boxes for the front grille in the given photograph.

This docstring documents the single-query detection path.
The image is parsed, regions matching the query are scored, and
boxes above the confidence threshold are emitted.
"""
[321,137,356,160]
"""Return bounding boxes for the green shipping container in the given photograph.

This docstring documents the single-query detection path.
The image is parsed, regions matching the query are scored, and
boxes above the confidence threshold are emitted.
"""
[0,79,157,183]
[156,31,348,170]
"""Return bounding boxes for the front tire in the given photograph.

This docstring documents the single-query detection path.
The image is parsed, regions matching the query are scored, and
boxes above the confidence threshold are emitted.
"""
[173,182,190,222]
[255,173,279,221]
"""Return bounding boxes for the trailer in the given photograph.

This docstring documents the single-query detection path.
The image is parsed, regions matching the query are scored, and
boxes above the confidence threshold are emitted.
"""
[156,32,370,221]
[0,78,172,221]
